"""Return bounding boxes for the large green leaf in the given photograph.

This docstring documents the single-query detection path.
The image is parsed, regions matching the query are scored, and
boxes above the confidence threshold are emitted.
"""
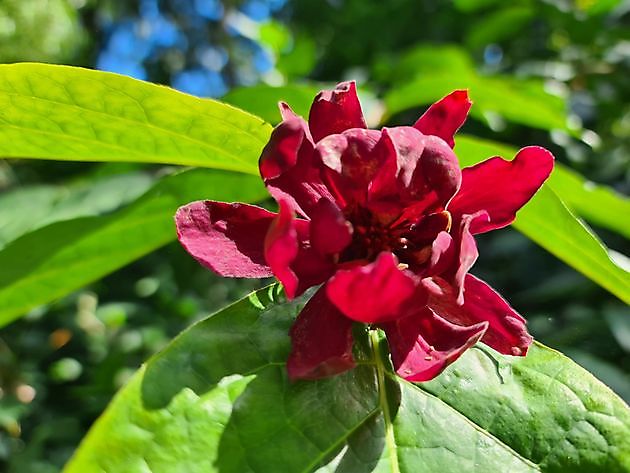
[0,63,271,173]
[64,286,630,472]
[0,172,154,249]
[0,169,267,327]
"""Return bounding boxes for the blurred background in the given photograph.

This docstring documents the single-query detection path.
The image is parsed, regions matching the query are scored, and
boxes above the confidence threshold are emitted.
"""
[0,0,629,471]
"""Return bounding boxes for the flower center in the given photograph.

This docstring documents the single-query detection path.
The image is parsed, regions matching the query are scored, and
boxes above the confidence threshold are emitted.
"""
[339,205,451,269]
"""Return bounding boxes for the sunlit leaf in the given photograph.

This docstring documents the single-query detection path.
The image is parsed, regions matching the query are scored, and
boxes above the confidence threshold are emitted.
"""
[0,63,271,173]
[65,286,630,473]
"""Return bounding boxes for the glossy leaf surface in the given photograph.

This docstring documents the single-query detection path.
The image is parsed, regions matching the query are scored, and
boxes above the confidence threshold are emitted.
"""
[65,286,630,473]
[0,63,271,173]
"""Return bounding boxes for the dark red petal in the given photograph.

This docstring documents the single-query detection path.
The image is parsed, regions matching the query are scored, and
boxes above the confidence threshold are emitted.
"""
[387,128,462,215]
[287,287,356,381]
[264,200,335,299]
[416,135,462,204]
[310,198,353,255]
[278,101,306,125]
[316,128,383,206]
[427,231,455,275]
[175,201,274,278]
[428,274,532,356]
[264,200,300,298]
[260,115,336,218]
[326,252,423,323]
[308,81,367,143]
[259,118,305,180]
[383,307,487,382]
[448,146,555,234]
[386,126,426,189]
[366,128,400,204]
[413,90,472,148]
[452,211,488,304]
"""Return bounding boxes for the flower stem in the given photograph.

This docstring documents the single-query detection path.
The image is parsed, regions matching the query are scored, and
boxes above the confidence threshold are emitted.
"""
[369,329,400,473]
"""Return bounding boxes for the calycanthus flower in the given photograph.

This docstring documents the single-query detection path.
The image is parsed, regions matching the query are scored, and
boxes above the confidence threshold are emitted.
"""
[175,82,554,382]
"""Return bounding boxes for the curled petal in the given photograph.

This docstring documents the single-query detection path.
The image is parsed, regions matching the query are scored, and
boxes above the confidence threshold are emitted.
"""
[264,200,300,297]
[452,211,488,303]
[309,81,367,142]
[428,274,532,356]
[278,101,307,125]
[259,117,306,180]
[366,128,400,203]
[316,129,385,207]
[175,201,274,278]
[310,198,353,256]
[413,90,472,148]
[287,287,356,381]
[416,135,462,205]
[448,146,554,234]
[260,115,336,218]
[427,231,455,275]
[388,128,462,215]
[383,307,487,382]
[264,201,334,299]
[326,252,424,323]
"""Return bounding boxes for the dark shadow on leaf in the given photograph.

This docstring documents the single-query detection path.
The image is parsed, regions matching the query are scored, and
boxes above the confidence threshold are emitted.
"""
[140,285,398,472]
[215,365,386,472]
[0,215,112,286]
[140,284,294,409]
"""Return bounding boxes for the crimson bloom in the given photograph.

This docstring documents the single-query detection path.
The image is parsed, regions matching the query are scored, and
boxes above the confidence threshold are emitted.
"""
[175,82,554,382]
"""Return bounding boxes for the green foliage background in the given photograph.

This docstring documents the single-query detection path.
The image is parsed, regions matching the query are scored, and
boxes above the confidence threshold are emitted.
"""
[0,0,628,471]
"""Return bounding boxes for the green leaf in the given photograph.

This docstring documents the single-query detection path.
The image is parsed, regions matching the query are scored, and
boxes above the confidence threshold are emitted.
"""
[0,169,268,327]
[223,83,324,124]
[0,63,271,173]
[514,185,630,304]
[465,5,534,49]
[0,172,154,249]
[381,45,572,134]
[64,287,630,473]
[456,135,630,304]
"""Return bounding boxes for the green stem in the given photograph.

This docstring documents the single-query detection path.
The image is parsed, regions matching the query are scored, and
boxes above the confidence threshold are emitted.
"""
[369,329,400,473]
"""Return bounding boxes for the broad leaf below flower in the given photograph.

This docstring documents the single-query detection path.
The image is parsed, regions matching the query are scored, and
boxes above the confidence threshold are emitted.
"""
[65,286,630,473]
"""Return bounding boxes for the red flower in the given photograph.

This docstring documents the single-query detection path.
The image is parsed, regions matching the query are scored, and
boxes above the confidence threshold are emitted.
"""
[175,82,554,382]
